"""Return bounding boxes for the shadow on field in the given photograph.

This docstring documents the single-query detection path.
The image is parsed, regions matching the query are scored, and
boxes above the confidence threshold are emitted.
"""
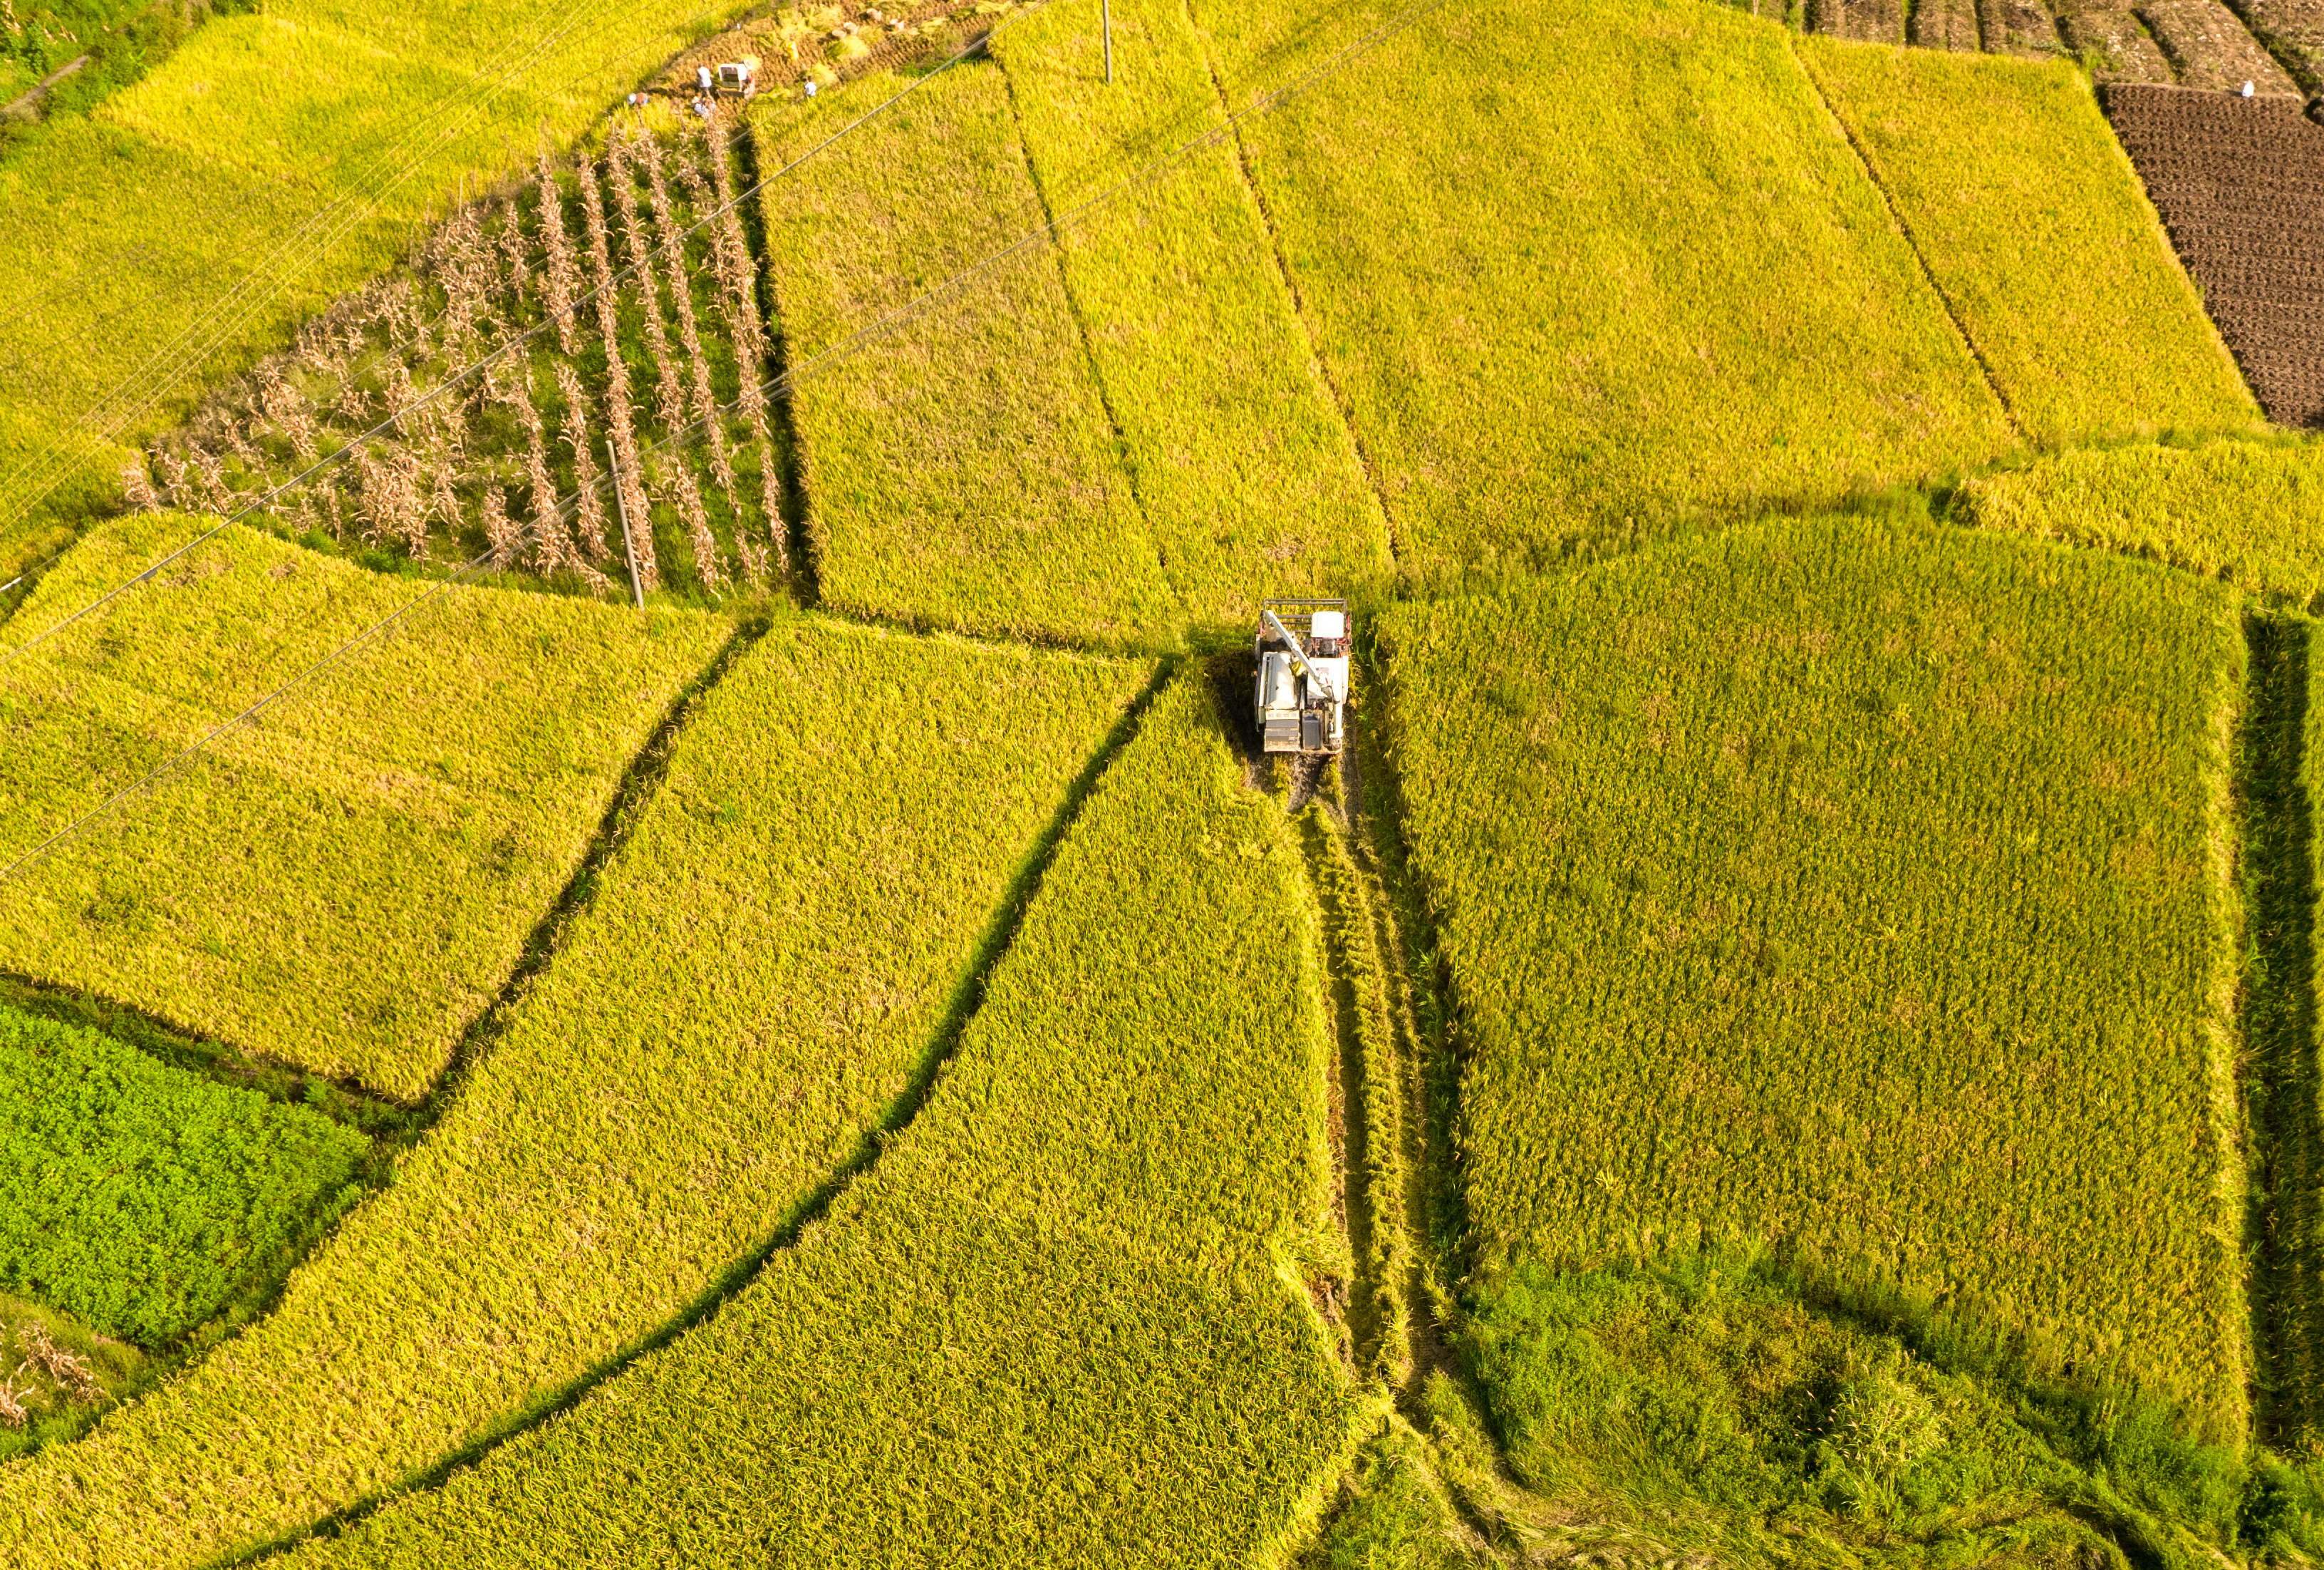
[228,657,1178,1566]
[2240,611,2324,1447]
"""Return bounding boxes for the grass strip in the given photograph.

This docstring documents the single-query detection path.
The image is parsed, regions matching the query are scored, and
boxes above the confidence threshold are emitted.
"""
[0,512,727,1100]
[0,615,1147,1570]
[1381,515,2251,1439]
[267,675,1363,1569]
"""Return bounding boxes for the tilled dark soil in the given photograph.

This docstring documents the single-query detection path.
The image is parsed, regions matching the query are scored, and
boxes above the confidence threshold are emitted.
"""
[2107,84,2324,428]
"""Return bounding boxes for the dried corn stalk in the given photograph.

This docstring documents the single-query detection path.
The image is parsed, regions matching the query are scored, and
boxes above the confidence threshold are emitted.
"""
[121,459,159,513]
[18,1328,98,1405]
[606,133,689,438]
[578,151,658,589]
[642,135,740,525]
[536,152,583,357]
[704,114,790,575]
[479,482,523,569]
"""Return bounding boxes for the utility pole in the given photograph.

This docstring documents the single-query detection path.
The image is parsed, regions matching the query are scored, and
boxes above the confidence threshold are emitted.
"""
[1102,0,1113,83]
[605,440,645,610]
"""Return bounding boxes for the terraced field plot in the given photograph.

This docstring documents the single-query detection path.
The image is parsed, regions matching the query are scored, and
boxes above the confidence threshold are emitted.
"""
[0,512,727,1100]
[0,0,764,577]
[158,118,789,597]
[0,616,1148,1570]
[1800,38,2258,445]
[6,0,2324,1556]
[1384,518,2249,1435]
[1786,0,2315,93]
[1209,0,2015,579]
[271,677,1359,1570]
[756,60,1178,647]
[1964,437,2324,600]
[992,0,1394,631]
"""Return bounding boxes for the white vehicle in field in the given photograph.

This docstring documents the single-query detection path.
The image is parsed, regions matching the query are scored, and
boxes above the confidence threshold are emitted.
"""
[1254,598,1351,756]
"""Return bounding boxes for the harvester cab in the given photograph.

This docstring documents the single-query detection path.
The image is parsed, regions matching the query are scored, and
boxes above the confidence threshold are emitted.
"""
[1255,597,1351,756]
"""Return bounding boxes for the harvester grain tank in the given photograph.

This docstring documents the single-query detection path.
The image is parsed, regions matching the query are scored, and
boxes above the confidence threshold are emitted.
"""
[1254,598,1350,755]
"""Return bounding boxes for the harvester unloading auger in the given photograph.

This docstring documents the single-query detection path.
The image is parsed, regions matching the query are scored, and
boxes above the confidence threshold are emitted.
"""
[1254,598,1350,757]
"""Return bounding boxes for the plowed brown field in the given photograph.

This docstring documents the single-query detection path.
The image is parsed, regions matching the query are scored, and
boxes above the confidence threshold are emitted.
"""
[2107,84,2324,428]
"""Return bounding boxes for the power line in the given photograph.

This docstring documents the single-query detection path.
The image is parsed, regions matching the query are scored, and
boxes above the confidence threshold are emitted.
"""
[0,0,1054,672]
[0,0,1448,887]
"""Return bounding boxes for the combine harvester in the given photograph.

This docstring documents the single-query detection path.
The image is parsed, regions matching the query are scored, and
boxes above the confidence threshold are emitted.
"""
[1255,598,1350,802]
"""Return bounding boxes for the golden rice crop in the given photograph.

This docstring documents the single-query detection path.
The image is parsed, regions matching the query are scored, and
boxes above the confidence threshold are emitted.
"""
[752,61,1181,649]
[1962,437,2324,605]
[0,512,727,1100]
[1381,517,2249,1439]
[1199,0,2013,585]
[1795,38,2261,448]
[991,0,1394,634]
[270,676,1361,1569]
[0,616,1149,1570]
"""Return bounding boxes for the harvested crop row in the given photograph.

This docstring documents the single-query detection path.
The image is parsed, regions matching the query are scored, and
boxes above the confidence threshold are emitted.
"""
[990,0,1394,631]
[0,512,727,1100]
[0,617,1149,1570]
[152,114,784,597]
[1797,38,2261,448]
[1961,436,2324,602]
[0,0,764,575]
[1382,518,2250,1437]
[1194,0,2013,584]
[2105,85,2324,430]
[754,60,1180,649]
[274,676,1361,1570]
[0,1006,365,1347]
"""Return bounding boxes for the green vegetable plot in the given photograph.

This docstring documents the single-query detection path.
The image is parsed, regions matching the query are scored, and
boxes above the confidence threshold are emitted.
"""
[0,1007,365,1346]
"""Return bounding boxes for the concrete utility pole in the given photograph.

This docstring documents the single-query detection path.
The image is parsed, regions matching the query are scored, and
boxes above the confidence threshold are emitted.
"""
[605,440,645,610]
[1103,0,1114,83]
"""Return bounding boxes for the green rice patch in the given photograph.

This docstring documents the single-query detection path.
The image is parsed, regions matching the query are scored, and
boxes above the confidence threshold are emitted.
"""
[0,1006,365,1346]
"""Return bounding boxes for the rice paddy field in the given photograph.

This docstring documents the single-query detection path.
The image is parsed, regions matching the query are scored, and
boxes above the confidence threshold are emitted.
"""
[1380,517,2250,1437]
[13,0,2324,1558]
[0,511,727,1101]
